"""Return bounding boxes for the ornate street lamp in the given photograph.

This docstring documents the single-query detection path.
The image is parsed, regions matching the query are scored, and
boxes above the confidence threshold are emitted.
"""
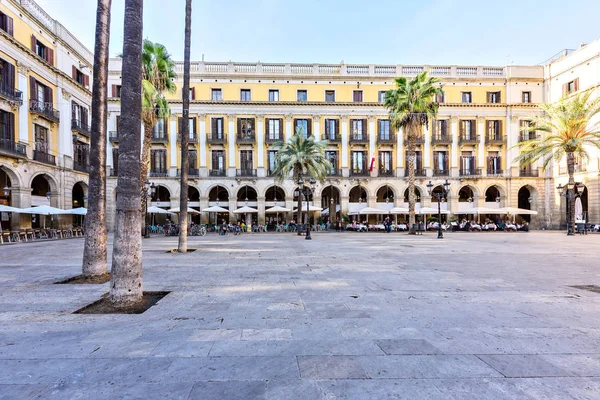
[426,179,450,239]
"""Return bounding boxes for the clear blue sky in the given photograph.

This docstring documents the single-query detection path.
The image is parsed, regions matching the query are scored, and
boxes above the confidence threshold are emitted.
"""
[38,0,600,66]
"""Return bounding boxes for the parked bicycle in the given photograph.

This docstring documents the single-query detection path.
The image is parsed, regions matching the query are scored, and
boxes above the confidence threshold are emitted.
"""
[189,224,207,236]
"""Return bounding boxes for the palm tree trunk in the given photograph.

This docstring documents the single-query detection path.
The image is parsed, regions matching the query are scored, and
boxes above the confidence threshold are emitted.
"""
[296,169,302,235]
[407,125,417,234]
[178,0,192,253]
[82,0,111,278]
[140,120,152,234]
[566,151,576,234]
[110,0,144,308]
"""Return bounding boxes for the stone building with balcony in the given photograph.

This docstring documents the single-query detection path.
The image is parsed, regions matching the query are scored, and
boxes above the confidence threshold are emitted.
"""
[0,0,92,229]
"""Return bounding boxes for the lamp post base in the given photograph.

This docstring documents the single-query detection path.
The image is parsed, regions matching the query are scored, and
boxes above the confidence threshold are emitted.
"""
[437,230,443,239]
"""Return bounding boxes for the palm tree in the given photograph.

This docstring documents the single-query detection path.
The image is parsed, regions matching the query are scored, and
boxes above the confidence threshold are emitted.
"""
[82,0,111,278]
[384,71,442,234]
[178,0,192,253]
[272,128,331,236]
[515,90,600,233]
[140,40,176,230]
[110,0,144,308]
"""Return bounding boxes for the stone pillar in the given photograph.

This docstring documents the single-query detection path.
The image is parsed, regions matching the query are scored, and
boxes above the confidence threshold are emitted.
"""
[257,196,265,225]
[227,114,236,176]
[397,126,404,177]
[340,195,350,219]
[312,115,321,141]
[341,116,349,172]
[58,88,73,166]
[368,116,376,177]
[169,118,177,176]
[450,117,459,176]
[508,115,519,176]
[284,114,293,141]
[256,114,265,176]
[10,188,31,230]
[424,122,431,173]
[198,113,207,170]
[477,117,485,172]
[228,198,236,223]
[17,63,30,144]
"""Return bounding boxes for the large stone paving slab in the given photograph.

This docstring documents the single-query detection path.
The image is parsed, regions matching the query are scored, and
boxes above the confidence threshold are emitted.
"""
[1,231,600,398]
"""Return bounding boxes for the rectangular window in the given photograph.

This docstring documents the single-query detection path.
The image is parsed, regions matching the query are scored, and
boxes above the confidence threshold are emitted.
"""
[378,119,390,139]
[188,150,197,170]
[150,149,167,172]
[268,89,279,102]
[240,89,251,101]
[433,151,448,172]
[268,150,277,172]
[211,88,222,101]
[435,120,448,137]
[353,90,363,103]
[351,151,366,172]
[153,118,167,138]
[0,58,15,95]
[324,119,338,140]
[34,124,48,153]
[240,150,253,170]
[435,91,445,103]
[111,85,122,98]
[189,88,195,100]
[31,35,53,65]
[487,120,502,140]
[72,66,86,87]
[212,150,225,171]
[211,117,224,138]
[487,152,501,174]
[461,152,474,173]
[294,119,310,138]
[461,92,472,103]
[350,119,365,139]
[487,91,501,103]
[0,110,15,147]
[188,117,196,137]
[379,151,392,172]
[238,118,255,139]
[0,11,14,36]
[522,91,531,103]
[460,119,476,140]
[378,91,386,103]
[112,148,119,174]
[325,90,335,102]
[297,90,307,102]
[73,141,89,168]
[267,118,282,140]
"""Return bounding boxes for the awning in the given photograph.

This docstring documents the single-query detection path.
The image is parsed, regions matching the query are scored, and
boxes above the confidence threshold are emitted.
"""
[500,207,538,215]
[202,205,230,213]
[0,205,22,213]
[418,207,450,215]
[293,204,323,212]
[68,207,88,215]
[233,206,258,214]
[454,207,505,215]
[359,207,389,215]
[147,206,175,215]
[266,205,291,213]
[168,206,200,214]
[389,207,409,214]
[322,204,341,216]
[17,205,69,215]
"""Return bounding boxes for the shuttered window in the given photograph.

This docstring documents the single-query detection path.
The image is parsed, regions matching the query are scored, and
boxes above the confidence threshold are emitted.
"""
[486,91,501,103]
[212,150,225,171]
[266,119,282,140]
[293,119,311,138]
[324,119,339,140]
[353,90,363,102]
[211,89,222,100]
[31,35,53,65]
[0,11,14,36]
[0,110,15,147]
[522,91,531,103]
[211,117,224,138]
[461,92,472,103]
[325,90,335,102]
[240,150,253,170]
[297,90,307,102]
[150,149,167,172]
[0,58,15,94]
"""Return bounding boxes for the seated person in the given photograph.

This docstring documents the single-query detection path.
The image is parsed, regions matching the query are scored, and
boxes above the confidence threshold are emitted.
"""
[505,221,517,231]
[470,221,482,231]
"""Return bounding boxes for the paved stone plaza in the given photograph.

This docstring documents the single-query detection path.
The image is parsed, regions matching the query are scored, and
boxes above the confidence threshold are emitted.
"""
[1,231,600,399]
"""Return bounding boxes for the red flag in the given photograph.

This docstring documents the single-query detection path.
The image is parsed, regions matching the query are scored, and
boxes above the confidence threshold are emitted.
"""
[369,157,375,172]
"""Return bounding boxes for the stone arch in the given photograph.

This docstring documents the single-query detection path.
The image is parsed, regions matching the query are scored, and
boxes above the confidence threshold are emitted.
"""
[29,172,59,194]
[376,184,396,202]
[187,186,200,202]
[457,185,478,202]
[349,185,368,203]
[484,184,504,203]
[264,185,287,201]
[153,184,171,202]
[72,181,88,208]
[0,165,22,189]
[403,186,423,202]
[237,185,258,202]
[208,184,230,202]
[430,185,445,203]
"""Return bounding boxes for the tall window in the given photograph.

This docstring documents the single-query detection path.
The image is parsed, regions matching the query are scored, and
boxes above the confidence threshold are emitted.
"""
[188,150,197,170]
[461,151,474,173]
[405,150,423,170]
[211,117,224,138]
[0,110,15,147]
[212,150,225,171]
[211,88,222,101]
[294,119,310,138]
[325,151,338,172]
[73,141,89,169]
[150,149,167,172]
[350,119,365,139]
[0,58,15,94]
[460,119,476,140]
[435,120,448,137]
[351,151,366,172]
[112,148,119,174]
[433,151,448,172]
[461,92,472,103]
[378,119,390,139]
[240,150,253,170]
[487,91,501,103]
[153,118,167,138]
[379,151,392,172]
[189,88,195,100]
[353,90,363,103]
[268,89,279,102]
[563,78,579,95]
[487,120,502,140]
[325,90,335,102]
[378,91,386,103]
[324,119,338,140]
[297,90,307,102]
[238,118,255,138]
[435,91,445,103]
[240,89,251,101]
[0,11,14,36]
[487,151,501,173]
[267,118,282,140]
[522,91,531,103]
[268,150,277,172]
[34,124,48,153]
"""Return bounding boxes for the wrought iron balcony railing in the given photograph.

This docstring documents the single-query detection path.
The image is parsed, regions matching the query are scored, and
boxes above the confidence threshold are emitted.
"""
[29,100,60,122]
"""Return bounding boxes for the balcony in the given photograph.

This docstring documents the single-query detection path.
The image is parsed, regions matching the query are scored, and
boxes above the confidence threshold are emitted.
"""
[109,168,118,177]
[151,134,168,143]
[459,135,479,145]
[29,100,60,123]
[433,169,449,177]
[0,139,27,158]
[350,134,369,144]
[459,168,482,177]
[207,133,227,144]
[324,134,342,143]
[209,169,227,177]
[431,134,453,145]
[485,135,505,145]
[149,169,168,177]
[236,169,256,177]
[177,132,198,142]
[33,150,56,165]
[74,161,89,173]
[519,133,539,142]
[326,169,342,177]
[0,85,23,106]
[237,134,256,144]
[378,169,395,177]
[487,169,504,176]
[71,119,90,137]
[350,168,369,177]
[519,169,539,177]
[405,169,426,177]
[177,168,199,177]
[404,136,425,145]
[377,133,396,144]
[109,131,120,142]
[262,134,282,144]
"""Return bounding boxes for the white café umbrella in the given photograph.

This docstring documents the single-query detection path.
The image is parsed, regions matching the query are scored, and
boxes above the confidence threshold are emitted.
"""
[168,206,200,214]
[68,207,88,215]
[233,206,258,214]
[18,205,69,229]
[147,205,175,215]
[575,197,584,221]
[454,207,505,215]
[0,205,21,234]
[202,205,229,213]
[359,207,389,215]
[500,207,538,216]
[418,207,450,215]
[389,207,409,214]
[321,204,340,216]
[293,204,323,212]
[265,205,291,213]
